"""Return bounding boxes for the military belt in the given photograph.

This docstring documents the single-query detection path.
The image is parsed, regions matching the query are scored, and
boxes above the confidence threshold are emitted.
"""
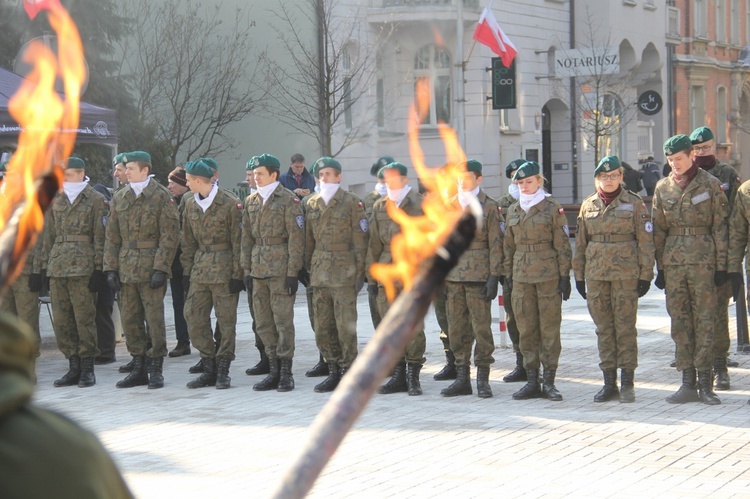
[468,240,489,250]
[258,237,288,246]
[589,234,636,243]
[124,241,158,249]
[668,227,711,236]
[199,243,230,252]
[55,235,92,243]
[318,243,351,252]
[516,242,553,252]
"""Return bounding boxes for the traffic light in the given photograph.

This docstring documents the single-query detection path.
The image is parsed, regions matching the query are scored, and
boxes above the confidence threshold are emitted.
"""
[491,58,516,110]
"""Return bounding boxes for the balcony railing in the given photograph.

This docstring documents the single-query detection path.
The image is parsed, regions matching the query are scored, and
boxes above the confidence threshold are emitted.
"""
[371,0,480,8]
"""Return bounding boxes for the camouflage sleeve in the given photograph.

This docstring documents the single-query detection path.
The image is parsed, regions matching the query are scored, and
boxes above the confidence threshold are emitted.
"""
[230,200,243,280]
[728,188,749,273]
[487,201,504,277]
[103,196,121,272]
[154,197,180,275]
[180,206,197,277]
[553,205,572,277]
[29,236,43,274]
[366,209,382,284]
[286,198,305,277]
[41,208,55,272]
[712,183,729,272]
[728,167,741,215]
[304,202,315,271]
[241,198,255,275]
[572,203,587,281]
[93,197,107,271]
[651,187,667,271]
[634,200,655,281]
[352,199,369,279]
[502,213,515,280]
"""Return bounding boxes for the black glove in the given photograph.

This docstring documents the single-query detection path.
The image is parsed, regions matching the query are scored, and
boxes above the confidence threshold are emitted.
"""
[284,276,299,295]
[243,275,253,293]
[499,275,505,287]
[714,270,729,286]
[298,268,311,288]
[229,278,244,294]
[637,279,651,298]
[558,276,571,301]
[367,282,378,297]
[88,270,105,292]
[149,270,168,289]
[575,280,587,299]
[106,271,120,293]
[182,275,190,295]
[730,272,744,302]
[355,276,365,294]
[504,277,513,293]
[41,269,49,290]
[28,272,43,293]
[654,270,665,290]
[482,275,499,302]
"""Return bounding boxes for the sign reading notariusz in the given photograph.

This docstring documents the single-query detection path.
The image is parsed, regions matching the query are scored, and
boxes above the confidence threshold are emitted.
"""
[554,47,619,78]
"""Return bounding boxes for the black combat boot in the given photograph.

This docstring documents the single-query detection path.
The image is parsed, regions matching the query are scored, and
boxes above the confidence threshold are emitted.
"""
[216,358,232,389]
[168,341,191,358]
[78,357,96,388]
[476,365,493,398]
[187,357,217,388]
[433,351,457,381]
[188,358,204,374]
[118,356,135,373]
[542,368,563,401]
[245,347,270,376]
[277,358,295,392]
[512,368,541,399]
[503,352,527,382]
[378,362,408,394]
[593,369,619,402]
[620,369,635,403]
[714,357,730,391]
[666,368,699,404]
[116,355,149,388]
[148,357,164,389]
[441,365,472,397]
[305,354,329,377]
[406,363,423,396]
[54,356,81,387]
[314,363,341,393]
[698,370,721,405]
[253,358,280,391]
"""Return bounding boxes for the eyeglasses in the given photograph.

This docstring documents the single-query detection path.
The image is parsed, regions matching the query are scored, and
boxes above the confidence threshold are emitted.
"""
[693,144,715,153]
[598,173,621,181]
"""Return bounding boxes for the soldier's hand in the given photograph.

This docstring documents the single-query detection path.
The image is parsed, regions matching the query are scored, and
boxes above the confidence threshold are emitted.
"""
[284,276,299,295]
[355,276,365,294]
[106,271,120,292]
[654,270,666,290]
[482,275,499,302]
[149,270,168,289]
[499,275,505,287]
[28,272,43,293]
[558,276,571,301]
[367,282,378,297]
[714,271,729,286]
[229,279,244,294]
[575,280,587,299]
[504,277,513,293]
[730,272,744,302]
[298,268,311,288]
[182,275,190,295]
[637,279,651,298]
[88,270,105,292]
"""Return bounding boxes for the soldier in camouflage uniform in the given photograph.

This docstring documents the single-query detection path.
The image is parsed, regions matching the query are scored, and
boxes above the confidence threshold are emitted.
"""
[503,161,572,401]
[573,155,655,403]
[368,162,427,396]
[165,167,191,358]
[241,153,304,392]
[113,153,128,188]
[43,157,107,388]
[728,177,750,379]
[652,135,727,405]
[440,160,503,399]
[690,126,740,390]
[363,156,390,331]
[181,159,244,390]
[104,151,180,390]
[303,157,368,392]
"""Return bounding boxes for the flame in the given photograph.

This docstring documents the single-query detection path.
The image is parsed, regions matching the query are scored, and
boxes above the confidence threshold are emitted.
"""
[0,4,84,282]
[370,77,467,302]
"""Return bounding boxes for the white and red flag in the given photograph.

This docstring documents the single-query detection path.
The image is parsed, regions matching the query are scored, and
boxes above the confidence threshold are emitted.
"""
[472,5,517,67]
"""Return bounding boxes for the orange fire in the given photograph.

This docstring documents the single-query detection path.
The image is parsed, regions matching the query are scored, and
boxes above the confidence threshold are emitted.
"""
[0,4,84,282]
[370,78,467,302]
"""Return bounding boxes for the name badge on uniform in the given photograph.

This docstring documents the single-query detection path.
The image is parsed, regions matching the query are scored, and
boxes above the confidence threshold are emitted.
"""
[585,211,599,219]
[615,203,634,211]
[691,191,710,205]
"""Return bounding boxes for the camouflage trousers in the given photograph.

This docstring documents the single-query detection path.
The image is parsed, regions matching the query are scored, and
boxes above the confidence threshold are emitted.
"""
[120,282,168,358]
[446,282,494,367]
[313,286,358,369]
[0,277,40,357]
[503,287,521,353]
[434,284,451,352]
[712,280,732,357]
[512,279,562,370]
[665,265,716,372]
[185,282,240,360]
[377,283,426,364]
[586,279,639,370]
[253,276,296,360]
[50,276,99,359]
[368,281,383,329]
[247,286,262,349]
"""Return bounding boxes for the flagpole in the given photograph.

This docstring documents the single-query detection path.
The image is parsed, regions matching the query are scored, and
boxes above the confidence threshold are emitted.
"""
[456,0,466,148]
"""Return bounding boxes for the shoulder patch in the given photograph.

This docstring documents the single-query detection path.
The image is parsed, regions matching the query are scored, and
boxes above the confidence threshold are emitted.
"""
[498,206,503,213]
[358,201,364,208]
[169,198,175,204]
[644,221,654,233]
[237,203,243,210]
[499,221,506,234]
[293,198,301,204]
[102,215,108,227]
[295,215,304,228]
[359,218,369,232]
[559,207,565,214]
[562,225,570,237]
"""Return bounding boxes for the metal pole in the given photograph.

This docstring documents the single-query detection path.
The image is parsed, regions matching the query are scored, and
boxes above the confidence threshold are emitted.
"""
[456,0,466,148]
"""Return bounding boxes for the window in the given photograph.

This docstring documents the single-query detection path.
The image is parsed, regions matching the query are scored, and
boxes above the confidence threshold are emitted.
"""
[694,0,708,37]
[597,93,625,158]
[690,85,706,130]
[717,0,726,43]
[414,45,451,125]
[732,0,741,44]
[717,86,728,143]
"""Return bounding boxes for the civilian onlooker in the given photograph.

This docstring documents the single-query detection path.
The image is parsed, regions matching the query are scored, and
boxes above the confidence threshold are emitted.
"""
[279,153,315,199]
[620,161,643,194]
[640,156,661,196]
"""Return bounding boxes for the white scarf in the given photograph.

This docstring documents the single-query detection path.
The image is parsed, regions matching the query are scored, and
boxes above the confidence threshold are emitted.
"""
[375,182,387,197]
[319,181,340,205]
[194,183,219,213]
[130,177,151,198]
[249,187,257,195]
[63,177,89,204]
[508,183,520,200]
[458,186,480,209]
[519,188,550,213]
[257,181,279,205]
[387,184,411,207]
[314,184,321,194]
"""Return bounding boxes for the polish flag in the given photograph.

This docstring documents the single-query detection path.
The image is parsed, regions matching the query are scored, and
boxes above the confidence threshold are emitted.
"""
[24,0,62,20]
[472,6,518,68]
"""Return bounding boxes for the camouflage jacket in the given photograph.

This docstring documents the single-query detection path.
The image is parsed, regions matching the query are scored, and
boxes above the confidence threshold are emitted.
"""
[705,159,741,214]
[503,196,572,284]
[241,183,304,278]
[727,180,750,272]
[362,190,382,219]
[43,186,107,278]
[573,189,655,281]
[181,189,243,284]
[496,192,517,211]
[305,187,368,287]
[446,190,504,282]
[103,180,180,283]
[652,169,728,270]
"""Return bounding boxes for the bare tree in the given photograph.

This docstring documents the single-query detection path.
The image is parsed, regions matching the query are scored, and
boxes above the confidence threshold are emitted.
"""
[116,0,262,166]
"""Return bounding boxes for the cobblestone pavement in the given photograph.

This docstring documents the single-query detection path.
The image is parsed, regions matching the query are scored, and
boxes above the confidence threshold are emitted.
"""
[32,284,750,498]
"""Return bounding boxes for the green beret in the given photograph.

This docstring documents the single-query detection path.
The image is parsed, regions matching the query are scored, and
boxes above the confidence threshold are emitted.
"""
[253,153,281,169]
[113,153,125,166]
[185,158,215,179]
[122,151,151,164]
[315,156,341,173]
[0,160,8,172]
[505,159,525,179]
[371,156,395,177]
[663,135,692,156]
[246,156,256,171]
[462,159,482,175]
[64,157,85,170]
[690,126,714,145]
[378,161,408,178]
[594,155,621,176]
[200,157,218,171]
[512,161,541,181]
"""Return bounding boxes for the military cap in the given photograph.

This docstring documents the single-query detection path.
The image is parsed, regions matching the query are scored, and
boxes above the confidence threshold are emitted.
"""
[663,135,692,156]
[252,153,281,169]
[308,162,317,175]
[168,167,187,187]
[378,161,408,178]
[594,155,621,176]
[461,159,482,175]
[200,157,218,172]
[512,161,540,181]
[64,157,85,170]
[185,158,215,179]
[370,156,394,177]
[315,156,341,173]
[0,159,8,172]
[112,153,125,166]
[505,158,525,179]
[246,156,257,171]
[690,126,714,145]
[122,151,151,164]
